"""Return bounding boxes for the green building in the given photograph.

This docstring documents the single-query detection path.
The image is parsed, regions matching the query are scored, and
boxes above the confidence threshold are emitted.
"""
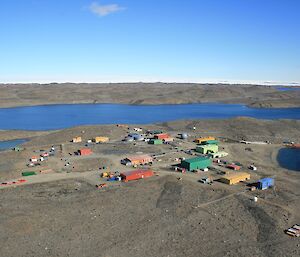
[149,139,163,145]
[208,151,228,158]
[13,147,25,151]
[196,144,219,154]
[151,130,164,135]
[181,157,212,171]
[200,140,219,145]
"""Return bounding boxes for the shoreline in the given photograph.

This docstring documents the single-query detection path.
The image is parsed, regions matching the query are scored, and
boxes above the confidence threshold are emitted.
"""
[0,99,300,109]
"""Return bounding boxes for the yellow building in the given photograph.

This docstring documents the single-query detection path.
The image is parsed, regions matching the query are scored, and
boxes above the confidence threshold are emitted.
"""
[72,136,82,143]
[195,136,215,144]
[94,136,109,143]
[219,172,250,185]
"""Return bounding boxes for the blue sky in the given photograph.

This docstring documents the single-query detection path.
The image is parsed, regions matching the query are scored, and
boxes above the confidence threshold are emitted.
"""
[0,0,299,84]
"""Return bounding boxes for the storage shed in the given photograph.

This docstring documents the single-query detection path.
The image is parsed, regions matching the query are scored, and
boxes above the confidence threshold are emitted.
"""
[149,139,163,145]
[120,169,154,182]
[94,137,109,143]
[219,172,250,185]
[195,137,215,144]
[257,178,274,190]
[121,154,153,166]
[181,157,212,171]
[196,144,219,154]
[79,148,92,156]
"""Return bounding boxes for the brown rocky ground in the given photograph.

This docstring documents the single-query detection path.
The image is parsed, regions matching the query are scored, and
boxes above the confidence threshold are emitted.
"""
[0,118,299,257]
[1,83,300,108]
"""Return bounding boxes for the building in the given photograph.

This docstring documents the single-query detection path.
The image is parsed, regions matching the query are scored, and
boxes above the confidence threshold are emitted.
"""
[79,148,92,156]
[94,136,109,143]
[128,134,144,141]
[154,133,170,140]
[181,133,188,139]
[72,136,82,143]
[124,137,134,142]
[196,144,219,154]
[194,136,215,144]
[208,151,228,158]
[219,172,250,185]
[120,169,154,182]
[30,156,38,163]
[121,154,153,166]
[149,139,163,145]
[257,178,274,190]
[163,137,174,143]
[150,130,163,135]
[181,157,212,171]
[226,164,241,171]
[200,140,219,145]
[13,147,24,151]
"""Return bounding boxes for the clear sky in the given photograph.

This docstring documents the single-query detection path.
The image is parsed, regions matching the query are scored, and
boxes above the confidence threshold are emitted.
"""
[1,0,300,84]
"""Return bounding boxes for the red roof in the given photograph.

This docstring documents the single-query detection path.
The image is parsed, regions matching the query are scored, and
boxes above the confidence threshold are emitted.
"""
[154,133,170,139]
[79,148,92,156]
[226,164,241,170]
[120,169,154,182]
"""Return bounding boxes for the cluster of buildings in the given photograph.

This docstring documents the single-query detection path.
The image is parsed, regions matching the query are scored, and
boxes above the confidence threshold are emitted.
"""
[72,136,109,144]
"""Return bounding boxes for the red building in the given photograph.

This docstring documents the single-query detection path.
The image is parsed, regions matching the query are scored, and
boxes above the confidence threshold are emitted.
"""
[120,169,154,182]
[79,148,92,156]
[226,164,241,171]
[154,133,170,140]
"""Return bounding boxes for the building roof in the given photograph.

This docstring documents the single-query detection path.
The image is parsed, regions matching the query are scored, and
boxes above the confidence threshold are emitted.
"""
[127,154,153,161]
[221,172,250,180]
[197,144,218,148]
[121,169,153,176]
[183,156,210,163]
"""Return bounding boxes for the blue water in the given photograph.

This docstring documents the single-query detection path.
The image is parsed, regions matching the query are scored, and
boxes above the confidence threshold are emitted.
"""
[0,139,28,151]
[275,86,300,91]
[277,148,300,171]
[0,103,300,130]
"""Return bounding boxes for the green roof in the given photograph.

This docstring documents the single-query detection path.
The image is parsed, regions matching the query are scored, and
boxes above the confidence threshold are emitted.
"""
[183,156,210,163]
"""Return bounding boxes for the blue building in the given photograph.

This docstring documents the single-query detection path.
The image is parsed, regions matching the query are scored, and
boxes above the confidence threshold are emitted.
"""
[257,178,274,190]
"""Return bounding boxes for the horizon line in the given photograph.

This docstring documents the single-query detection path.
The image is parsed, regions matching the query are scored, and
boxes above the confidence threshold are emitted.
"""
[0,79,299,86]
